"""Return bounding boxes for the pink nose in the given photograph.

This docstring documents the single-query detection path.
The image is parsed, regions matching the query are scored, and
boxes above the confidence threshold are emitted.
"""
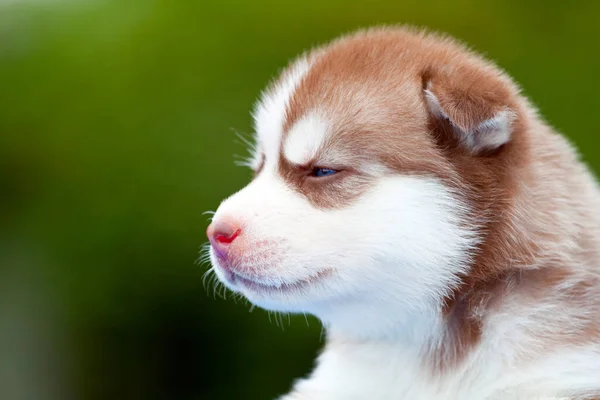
[206,220,241,259]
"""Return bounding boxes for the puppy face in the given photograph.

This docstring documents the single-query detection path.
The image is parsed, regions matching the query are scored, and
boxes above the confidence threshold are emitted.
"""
[207,28,519,324]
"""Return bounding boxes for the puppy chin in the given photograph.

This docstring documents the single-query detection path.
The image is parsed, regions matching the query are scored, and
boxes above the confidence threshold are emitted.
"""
[231,284,319,314]
[241,277,337,314]
[209,250,335,312]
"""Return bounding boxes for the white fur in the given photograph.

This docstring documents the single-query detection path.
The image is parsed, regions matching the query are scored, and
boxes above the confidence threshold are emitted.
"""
[279,337,600,400]
[424,87,448,120]
[424,87,514,152]
[284,113,330,165]
[472,110,515,151]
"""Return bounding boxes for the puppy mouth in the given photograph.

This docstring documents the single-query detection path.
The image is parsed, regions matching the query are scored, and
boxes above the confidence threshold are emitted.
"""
[228,268,333,294]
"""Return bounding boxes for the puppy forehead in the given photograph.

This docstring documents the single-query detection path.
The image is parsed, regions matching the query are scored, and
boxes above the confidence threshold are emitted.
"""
[253,29,432,168]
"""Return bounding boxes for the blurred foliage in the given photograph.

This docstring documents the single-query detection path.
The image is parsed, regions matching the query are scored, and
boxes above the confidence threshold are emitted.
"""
[0,0,598,399]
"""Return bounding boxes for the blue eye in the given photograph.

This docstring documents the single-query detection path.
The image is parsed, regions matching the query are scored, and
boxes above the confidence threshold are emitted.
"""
[311,167,338,177]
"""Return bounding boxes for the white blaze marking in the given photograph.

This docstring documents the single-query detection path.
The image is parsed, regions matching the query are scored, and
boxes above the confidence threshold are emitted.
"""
[252,56,314,164]
[284,112,330,165]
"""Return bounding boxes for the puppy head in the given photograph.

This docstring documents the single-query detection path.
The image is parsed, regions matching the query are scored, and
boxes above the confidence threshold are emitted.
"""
[207,27,523,331]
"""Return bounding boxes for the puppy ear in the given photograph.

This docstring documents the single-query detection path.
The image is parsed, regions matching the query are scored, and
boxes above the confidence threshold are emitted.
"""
[423,68,517,154]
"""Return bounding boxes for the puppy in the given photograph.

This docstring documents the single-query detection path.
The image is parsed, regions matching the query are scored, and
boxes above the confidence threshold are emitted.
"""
[206,26,600,399]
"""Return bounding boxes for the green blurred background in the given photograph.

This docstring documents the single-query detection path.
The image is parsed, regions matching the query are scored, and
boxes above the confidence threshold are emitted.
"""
[0,0,598,399]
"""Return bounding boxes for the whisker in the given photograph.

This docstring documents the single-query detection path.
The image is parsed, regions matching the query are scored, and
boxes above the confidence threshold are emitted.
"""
[234,158,254,168]
[231,128,255,149]
[196,252,212,263]
[231,128,258,169]
[202,267,215,290]
[277,313,284,331]
[196,243,213,267]
[212,276,222,297]
[212,276,220,299]
[303,313,310,327]
[218,282,227,300]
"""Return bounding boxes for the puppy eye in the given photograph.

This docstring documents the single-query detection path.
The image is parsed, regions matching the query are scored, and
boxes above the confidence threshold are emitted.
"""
[310,167,339,178]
